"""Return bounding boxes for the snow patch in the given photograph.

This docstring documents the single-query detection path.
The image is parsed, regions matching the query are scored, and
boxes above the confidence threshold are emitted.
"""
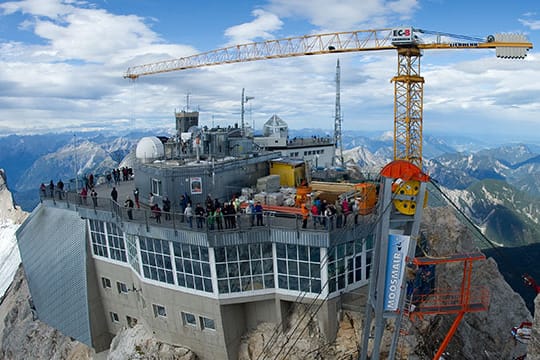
[0,220,21,298]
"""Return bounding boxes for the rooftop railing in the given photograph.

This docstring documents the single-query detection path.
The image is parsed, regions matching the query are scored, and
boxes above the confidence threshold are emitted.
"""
[39,190,372,235]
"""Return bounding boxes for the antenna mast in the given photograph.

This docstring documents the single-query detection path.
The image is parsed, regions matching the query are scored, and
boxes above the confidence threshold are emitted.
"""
[334,59,344,166]
[185,92,191,112]
[241,88,254,136]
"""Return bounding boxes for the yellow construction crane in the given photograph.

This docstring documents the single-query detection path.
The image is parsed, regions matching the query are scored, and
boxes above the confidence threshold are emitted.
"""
[124,27,532,168]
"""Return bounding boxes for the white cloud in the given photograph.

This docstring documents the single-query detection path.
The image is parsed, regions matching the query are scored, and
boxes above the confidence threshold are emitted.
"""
[224,9,284,45]
[519,18,540,31]
[266,0,419,30]
[0,0,538,144]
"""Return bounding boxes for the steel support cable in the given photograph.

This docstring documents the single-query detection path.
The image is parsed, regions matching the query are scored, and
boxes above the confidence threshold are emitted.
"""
[272,189,401,360]
[428,179,505,257]
[258,181,388,359]
[428,179,540,303]
[254,276,316,360]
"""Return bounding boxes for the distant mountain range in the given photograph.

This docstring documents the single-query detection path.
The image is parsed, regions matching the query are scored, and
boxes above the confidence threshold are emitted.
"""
[0,131,148,210]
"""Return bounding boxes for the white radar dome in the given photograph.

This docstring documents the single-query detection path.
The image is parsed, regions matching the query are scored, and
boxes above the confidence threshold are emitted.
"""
[136,136,165,163]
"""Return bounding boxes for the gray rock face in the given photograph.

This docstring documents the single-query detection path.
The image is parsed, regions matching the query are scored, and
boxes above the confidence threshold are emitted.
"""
[108,324,197,360]
[0,169,26,224]
[530,295,540,358]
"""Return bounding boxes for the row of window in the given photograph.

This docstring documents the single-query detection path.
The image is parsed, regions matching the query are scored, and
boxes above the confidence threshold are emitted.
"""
[90,220,372,297]
[101,276,129,294]
[109,312,138,328]
[288,149,326,158]
[152,304,215,331]
[102,276,215,331]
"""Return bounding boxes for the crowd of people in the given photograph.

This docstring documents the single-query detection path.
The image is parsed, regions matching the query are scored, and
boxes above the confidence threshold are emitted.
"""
[40,172,363,233]
[39,167,134,203]
[302,196,361,230]
[140,192,266,230]
[39,180,65,200]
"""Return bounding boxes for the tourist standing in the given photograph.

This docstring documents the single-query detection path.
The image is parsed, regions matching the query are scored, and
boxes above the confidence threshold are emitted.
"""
[80,187,88,205]
[57,179,64,200]
[40,183,46,197]
[162,196,171,220]
[91,189,98,207]
[254,201,264,226]
[133,188,140,208]
[184,203,193,228]
[195,203,205,229]
[49,180,55,198]
[301,203,309,229]
[125,196,134,220]
[111,187,118,203]
[215,207,224,230]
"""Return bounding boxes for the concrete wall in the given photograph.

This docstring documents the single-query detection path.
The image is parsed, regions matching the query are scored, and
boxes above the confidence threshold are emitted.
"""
[244,299,277,328]
[220,303,247,360]
[92,260,228,359]
[85,236,114,351]
[134,153,279,209]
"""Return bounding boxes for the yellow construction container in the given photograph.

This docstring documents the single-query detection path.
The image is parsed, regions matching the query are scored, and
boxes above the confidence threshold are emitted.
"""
[270,159,306,187]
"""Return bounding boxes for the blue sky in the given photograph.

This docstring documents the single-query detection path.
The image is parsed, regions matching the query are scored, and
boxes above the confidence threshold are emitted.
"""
[0,0,539,143]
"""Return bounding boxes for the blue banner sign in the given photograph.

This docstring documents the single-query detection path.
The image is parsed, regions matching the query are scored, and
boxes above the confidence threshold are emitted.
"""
[384,234,410,311]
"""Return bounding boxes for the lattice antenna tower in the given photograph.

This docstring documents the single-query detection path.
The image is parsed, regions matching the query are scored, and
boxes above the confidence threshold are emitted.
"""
[334,59,344,166]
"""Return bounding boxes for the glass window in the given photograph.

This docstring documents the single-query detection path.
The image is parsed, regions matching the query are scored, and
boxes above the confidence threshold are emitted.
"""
[173,243,213,293]
[182,312,197,327]
[152,304,167,318]
[126,316,138,328]
[117,281,128,294]
[101,277,111,289]
[327,238,368,294]
[125,234,140,274]
[107,222,127,262]
[140,237,174,285]
[151,178,162,196]
[276,245,321,293]
[110,312,119,323]
[89,219,108,258]
[214,243,274,294]
[201,316,216,331]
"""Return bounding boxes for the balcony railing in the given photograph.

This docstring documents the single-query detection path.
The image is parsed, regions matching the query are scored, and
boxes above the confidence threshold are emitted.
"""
[39,190,372,235]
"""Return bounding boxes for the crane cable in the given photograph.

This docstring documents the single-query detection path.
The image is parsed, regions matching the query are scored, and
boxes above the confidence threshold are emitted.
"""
[256,177,384,359]
[271,184,400,360]
[428,179,506,257]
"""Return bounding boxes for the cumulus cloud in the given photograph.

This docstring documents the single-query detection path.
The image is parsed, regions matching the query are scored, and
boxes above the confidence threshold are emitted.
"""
[0,0,538,142]
[519,18,540,30]
[266,0,419,30]
[224,9,284,45]
[0,0,199,133]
